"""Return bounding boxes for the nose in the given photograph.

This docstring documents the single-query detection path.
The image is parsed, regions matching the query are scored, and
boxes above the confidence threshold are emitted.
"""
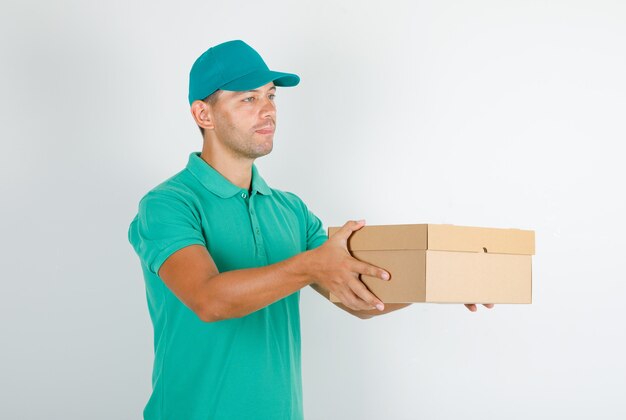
[260,96,276,119]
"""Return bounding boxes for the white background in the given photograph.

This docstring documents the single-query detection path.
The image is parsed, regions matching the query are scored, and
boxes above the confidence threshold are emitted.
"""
[1,0,625,419]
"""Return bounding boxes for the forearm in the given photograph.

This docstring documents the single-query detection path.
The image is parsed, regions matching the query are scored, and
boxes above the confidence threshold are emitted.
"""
[199,251,315,321]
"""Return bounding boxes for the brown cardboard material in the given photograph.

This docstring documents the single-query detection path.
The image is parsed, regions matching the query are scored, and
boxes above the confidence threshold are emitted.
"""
[327,224,534,304]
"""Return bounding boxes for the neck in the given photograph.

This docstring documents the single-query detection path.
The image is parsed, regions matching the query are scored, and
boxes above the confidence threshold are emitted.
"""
[200,143,254,190]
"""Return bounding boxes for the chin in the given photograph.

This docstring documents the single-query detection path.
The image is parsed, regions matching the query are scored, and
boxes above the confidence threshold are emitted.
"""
[258,141,273,155]
[257,146,273,158]
[247,144,273,159]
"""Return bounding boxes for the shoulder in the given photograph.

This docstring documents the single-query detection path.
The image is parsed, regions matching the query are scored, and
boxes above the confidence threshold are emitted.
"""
[137,170,201,218]
[141,169,198,202]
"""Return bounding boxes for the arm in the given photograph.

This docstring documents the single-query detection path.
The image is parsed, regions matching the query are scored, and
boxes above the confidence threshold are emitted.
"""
[158,220,391,322]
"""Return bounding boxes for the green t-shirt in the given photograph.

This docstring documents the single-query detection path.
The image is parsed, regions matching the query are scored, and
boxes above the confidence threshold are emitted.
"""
[128,152,327,420]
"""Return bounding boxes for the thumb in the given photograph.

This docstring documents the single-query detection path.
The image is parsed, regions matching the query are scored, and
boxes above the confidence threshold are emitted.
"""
[331,219,366,243]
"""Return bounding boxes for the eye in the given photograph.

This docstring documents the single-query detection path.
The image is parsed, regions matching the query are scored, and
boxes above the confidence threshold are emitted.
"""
[243,96,255,103]
[268,94,276,100]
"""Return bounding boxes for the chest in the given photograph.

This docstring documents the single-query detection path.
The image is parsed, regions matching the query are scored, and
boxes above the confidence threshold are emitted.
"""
[196,194,305,271]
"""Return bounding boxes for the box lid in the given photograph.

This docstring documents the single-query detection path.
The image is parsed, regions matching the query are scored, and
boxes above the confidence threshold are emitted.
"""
[327,224,535,255]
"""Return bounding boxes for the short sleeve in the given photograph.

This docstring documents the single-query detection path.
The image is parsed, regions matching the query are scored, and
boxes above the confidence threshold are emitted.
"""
[304,206,328,251]
[128,191,206,275]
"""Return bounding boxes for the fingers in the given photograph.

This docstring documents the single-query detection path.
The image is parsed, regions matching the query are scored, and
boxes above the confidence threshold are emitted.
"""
[464,303,495,312]
[348,277,385,311]
[335,280,384,311]
[331,219,366,242]
[329,267,385,311]
[352,260,390,281]
[342,260,387,310]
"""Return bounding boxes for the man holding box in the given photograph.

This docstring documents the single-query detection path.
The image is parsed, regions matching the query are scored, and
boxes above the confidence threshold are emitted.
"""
[128,39,491,420]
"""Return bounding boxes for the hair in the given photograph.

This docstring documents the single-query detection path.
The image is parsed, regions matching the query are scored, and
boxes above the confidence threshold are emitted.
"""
[198,90,222,136]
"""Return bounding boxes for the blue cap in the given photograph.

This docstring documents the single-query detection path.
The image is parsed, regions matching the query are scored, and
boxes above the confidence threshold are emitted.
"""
[188,40,300,104]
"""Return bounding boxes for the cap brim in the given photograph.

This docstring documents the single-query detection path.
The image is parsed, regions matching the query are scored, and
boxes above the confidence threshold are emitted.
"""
[221,69,300,91]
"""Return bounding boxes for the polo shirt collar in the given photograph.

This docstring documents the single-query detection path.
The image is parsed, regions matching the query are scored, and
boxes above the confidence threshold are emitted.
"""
[251,164,272,196]
[186,152,272,198]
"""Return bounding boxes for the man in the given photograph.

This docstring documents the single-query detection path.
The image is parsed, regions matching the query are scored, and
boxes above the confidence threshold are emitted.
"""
[128,40,492,420]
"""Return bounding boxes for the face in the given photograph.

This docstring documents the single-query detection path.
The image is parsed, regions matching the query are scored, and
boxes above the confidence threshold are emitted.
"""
[207,82,277,160]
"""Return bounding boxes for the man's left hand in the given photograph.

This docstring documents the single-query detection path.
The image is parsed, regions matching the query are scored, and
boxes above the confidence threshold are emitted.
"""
[464,303,494,312]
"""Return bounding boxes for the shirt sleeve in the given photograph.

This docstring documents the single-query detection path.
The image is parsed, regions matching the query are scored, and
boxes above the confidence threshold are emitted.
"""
[304,205,328,251]
[128,191,206,276]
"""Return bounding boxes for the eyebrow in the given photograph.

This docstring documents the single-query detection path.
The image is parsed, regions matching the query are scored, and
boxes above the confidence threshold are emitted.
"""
[235,86,277,95]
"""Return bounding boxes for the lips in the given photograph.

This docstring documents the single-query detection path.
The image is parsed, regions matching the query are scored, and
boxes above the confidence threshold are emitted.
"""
[254,125,275,134]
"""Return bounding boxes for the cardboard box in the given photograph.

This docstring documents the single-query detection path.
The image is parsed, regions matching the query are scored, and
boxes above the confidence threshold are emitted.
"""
[327,224,534,304]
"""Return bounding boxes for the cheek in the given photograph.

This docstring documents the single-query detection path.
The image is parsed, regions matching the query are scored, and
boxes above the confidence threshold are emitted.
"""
[218,116,254,140]
[222,105,257,126]
[214,110,238,131]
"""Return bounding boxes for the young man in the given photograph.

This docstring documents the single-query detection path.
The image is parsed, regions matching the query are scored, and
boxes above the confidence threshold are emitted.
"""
[128,40,491,420]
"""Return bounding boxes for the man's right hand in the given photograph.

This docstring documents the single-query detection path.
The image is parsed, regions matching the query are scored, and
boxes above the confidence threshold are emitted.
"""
[307,220,389,312]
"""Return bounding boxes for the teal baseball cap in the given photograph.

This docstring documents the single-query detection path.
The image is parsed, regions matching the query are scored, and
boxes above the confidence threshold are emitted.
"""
[188,40,300,104]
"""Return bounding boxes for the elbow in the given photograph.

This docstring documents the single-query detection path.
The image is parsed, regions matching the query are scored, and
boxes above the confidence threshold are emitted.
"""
[197,308,225,323]
[195,300,241,323]
[193,299,225,323]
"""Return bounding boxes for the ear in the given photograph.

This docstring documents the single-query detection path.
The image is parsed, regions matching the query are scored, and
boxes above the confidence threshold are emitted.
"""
[190,100,215,131]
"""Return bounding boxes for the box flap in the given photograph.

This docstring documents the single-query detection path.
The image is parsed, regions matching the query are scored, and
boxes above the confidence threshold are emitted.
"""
[327,224,535,255]
[328,224,428,251]
[428,225,535,255]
